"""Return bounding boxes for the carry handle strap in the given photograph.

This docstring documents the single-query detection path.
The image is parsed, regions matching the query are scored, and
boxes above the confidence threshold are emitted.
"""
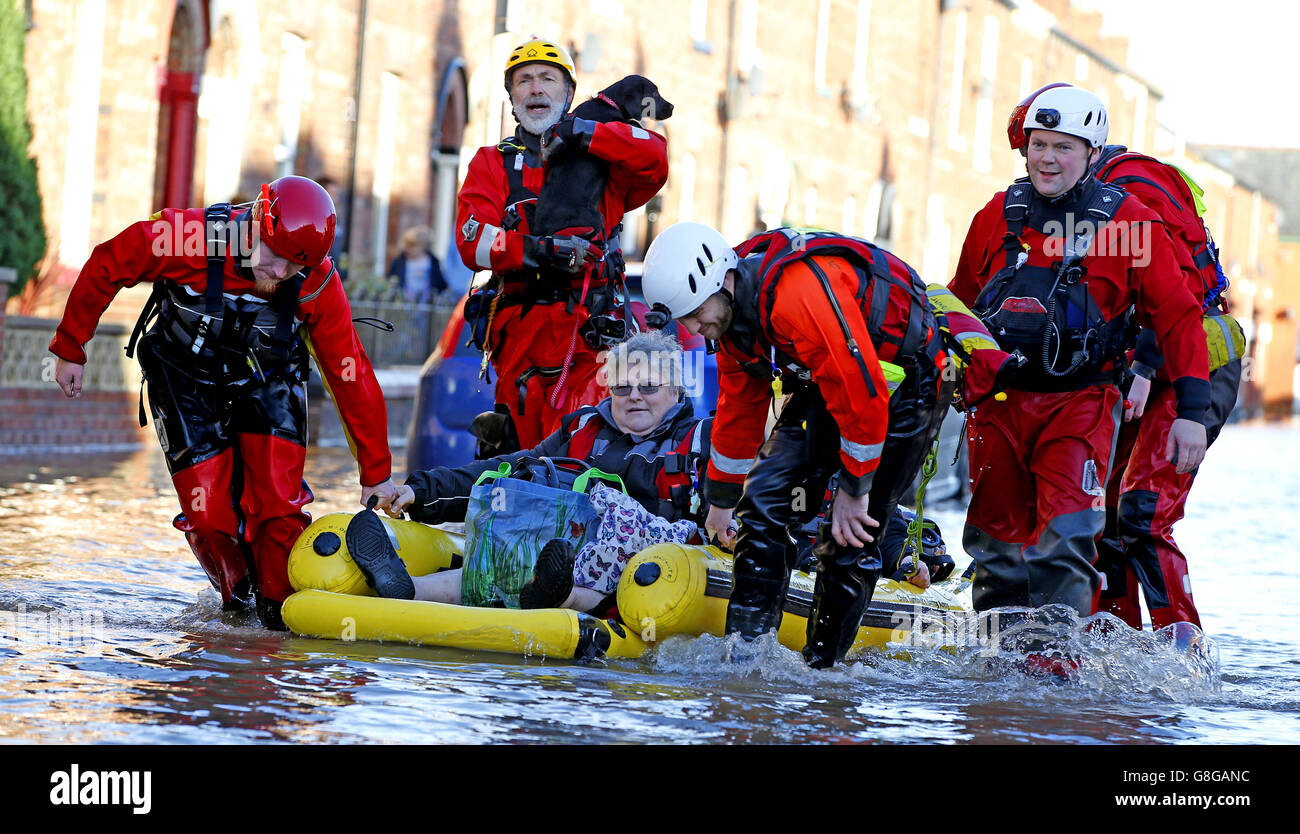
[510,455,573,487]
[472,462,513,489]
[473,456,627,494]
[572,467,627,495]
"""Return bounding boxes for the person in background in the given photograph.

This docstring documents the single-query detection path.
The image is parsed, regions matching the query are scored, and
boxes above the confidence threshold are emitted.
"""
[387,226,448,302]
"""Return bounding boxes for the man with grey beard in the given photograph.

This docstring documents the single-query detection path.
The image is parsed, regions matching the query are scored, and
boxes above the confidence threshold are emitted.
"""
[455,37,669,453]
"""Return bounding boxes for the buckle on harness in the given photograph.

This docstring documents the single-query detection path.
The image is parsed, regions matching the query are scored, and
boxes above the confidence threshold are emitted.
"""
[245,350,266,383]
[663,453,688,475]
[192,318,212,354]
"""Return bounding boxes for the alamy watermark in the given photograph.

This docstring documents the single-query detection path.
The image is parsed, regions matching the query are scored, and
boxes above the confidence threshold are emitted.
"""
[596,348,708,398]
[49,764,151,814]
[0,605,105,650]
[147,211,277,268]
[889,606,1003,655]
[1041,214,1153,268]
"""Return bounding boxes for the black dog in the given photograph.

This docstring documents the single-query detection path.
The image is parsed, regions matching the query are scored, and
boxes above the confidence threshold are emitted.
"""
[533,74,674,241]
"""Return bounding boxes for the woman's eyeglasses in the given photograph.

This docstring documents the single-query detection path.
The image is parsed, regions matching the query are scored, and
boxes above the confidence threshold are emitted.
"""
[610,384,668,397]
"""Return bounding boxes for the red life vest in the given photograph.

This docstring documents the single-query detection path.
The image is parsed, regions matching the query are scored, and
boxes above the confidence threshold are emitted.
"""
[735,228,935,368]
[1095,147,1229,312]
[971,178,1137,389]
[723,228,941,403]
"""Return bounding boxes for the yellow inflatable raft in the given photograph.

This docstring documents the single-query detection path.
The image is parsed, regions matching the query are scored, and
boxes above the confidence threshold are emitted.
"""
[283,513,970,661]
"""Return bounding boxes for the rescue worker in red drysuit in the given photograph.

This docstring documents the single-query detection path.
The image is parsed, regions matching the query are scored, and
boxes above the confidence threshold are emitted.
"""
[50,176,399,629]
[1005,85,1244,632]
[1093,164,1241,627]
[642,221,951,668]
[949,86,1212,649]
[455,37,669,451]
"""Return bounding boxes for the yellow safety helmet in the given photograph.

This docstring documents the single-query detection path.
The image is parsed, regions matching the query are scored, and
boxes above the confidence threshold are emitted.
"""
[504,37,577,91]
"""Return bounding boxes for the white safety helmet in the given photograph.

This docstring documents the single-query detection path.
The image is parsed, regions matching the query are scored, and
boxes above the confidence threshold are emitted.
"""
[1024,85,1109,149]
[641,222,738,318]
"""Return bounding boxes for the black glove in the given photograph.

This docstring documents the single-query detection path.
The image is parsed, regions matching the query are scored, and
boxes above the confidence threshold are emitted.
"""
[523,234,599,273]
[543,116,597,160]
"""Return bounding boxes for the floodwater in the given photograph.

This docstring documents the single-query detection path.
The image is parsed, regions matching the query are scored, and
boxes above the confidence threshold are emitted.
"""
[1,420,1298,745]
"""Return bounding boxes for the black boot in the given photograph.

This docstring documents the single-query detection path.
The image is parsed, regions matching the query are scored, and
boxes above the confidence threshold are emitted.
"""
[802,527,881,668]
[725,573,790,640]
[345,511,415,600]
[470,409,520,459]
[519,539,576,609]
[222,575,256,612]
[803,565,877,668]
[256,592,288,631]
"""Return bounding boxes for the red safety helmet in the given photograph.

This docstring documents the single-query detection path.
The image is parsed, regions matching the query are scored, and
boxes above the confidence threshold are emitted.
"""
[253,176,337,266]
[1007,82,1073,154]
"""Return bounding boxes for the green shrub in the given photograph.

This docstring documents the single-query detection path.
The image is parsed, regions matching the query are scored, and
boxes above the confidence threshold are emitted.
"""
[0,1,46,297]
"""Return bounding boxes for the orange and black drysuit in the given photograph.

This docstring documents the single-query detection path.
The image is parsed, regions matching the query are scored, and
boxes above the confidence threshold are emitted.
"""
[455,121,668,451]
[704,229,948,667]
[49,206,392,626]
[1092,147,1244,629]
[950,176,1211,617]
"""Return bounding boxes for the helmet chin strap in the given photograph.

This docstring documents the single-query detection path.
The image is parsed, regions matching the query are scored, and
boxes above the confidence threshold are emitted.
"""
[234,210,257,272]
[1051,170,1095,205]
[719,286,735,322]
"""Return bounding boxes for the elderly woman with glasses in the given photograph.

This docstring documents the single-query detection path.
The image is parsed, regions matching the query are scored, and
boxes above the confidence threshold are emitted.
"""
[346,329,717,612]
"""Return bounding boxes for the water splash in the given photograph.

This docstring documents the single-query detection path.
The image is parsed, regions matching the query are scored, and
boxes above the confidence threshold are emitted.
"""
[651,631,821,684]
[645,605,1220,703]
[886,605,1221,701]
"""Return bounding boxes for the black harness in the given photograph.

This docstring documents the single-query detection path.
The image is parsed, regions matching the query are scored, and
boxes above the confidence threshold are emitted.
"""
[126,203,313,392]
[497,135,624,296]
[730,228,941,399]
[498,137,541,237]
[462,135,627,360]
[971,179,1136,390]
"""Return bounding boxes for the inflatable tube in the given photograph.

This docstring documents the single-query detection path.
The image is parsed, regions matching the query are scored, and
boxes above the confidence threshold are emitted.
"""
[284,513,646,659]
[283,514,970,661]
[616,543,968,654]
[287,513,464,595]
[282,590,648,659]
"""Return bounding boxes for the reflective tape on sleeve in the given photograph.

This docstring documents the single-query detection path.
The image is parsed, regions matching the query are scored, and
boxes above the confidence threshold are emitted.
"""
[952,330,1002,352]
[474,224,501,270]
[840,437,883,463]
[710,449,755,475]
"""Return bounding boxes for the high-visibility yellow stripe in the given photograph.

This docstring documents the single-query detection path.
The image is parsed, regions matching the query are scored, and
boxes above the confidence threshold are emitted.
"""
[305,332,362,464]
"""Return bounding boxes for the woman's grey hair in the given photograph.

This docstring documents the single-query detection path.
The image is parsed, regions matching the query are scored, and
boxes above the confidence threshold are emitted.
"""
[601,329,684,391]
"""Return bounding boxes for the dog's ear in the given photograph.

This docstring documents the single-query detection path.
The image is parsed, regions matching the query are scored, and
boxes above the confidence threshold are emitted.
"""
[611,78,645,120]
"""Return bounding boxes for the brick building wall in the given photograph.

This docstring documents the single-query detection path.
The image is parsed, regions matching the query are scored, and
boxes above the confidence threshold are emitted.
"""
[20,0,1286,301]
[8,0,1295,454]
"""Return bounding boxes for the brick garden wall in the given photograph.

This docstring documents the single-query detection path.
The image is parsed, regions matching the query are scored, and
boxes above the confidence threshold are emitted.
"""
[0,315,150,454]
